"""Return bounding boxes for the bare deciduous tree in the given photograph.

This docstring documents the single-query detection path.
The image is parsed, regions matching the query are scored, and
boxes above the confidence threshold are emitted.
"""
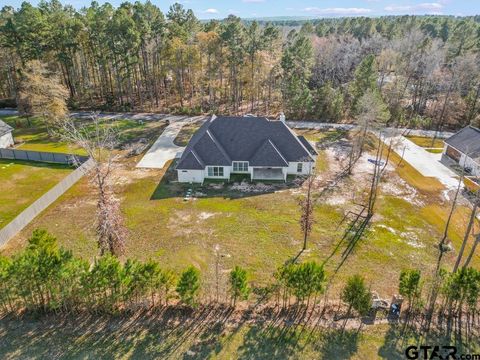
[297,160,317,252]
[62,114,127,257]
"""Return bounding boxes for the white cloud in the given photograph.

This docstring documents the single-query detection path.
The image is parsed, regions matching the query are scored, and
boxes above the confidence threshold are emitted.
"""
[242,0,265,3]
[203,8,219,14]
[384,3,443,14]
[303,7,372,15]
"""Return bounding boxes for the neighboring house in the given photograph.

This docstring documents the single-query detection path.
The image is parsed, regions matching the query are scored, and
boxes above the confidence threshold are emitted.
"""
[0,120,14,148]
[176,115,317,183]
[442,125,480,176]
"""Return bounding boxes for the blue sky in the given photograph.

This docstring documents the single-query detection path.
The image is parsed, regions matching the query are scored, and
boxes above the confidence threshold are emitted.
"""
[2,0,480,19]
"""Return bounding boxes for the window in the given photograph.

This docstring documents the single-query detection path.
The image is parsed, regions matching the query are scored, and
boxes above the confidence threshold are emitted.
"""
[297,163,303,173]
[207,166,224,177]
[232,161,248,172]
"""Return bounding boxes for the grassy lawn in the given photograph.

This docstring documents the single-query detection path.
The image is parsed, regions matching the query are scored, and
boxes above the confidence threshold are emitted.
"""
[1,115,167,155]
[173,120,203,146]
[0,159,72,229]
[3,128,477,299]
[0,312,478,359]
[1,115,86,155]
[1,127,479,358]
[406,135,444,149]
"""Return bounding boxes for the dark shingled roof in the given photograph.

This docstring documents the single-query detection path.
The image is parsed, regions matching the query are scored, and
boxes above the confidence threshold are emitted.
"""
[176,116,314,170]
[297,135,318,156]
[250,139,289,167]
[445,126,480,162]
[0,120,13,137]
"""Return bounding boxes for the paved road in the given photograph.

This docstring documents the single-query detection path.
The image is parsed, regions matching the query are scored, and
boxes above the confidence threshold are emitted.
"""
[389,135,460,190]
[0,109,454,138]
[288,121,455,139]
[136,115,207,169]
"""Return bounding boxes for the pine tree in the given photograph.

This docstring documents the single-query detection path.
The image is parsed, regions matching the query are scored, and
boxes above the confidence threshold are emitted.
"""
[229,266,250,307]
[176,266,200,307]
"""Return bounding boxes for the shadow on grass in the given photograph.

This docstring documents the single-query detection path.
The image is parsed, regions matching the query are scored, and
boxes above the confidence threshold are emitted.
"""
[2,305,364,359]
[236,308,361,360]
[0,306,235,360]
[377,321,480,360]
[316,329,360,359]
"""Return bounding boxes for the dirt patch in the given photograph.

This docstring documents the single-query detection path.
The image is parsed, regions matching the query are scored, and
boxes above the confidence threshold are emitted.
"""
[381,174,424,207]
[400,231,426,249]
[167,210,220,237]
[198,212,216,220]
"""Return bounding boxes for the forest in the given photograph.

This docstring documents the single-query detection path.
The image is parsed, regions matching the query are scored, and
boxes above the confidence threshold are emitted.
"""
[0,1,480,131]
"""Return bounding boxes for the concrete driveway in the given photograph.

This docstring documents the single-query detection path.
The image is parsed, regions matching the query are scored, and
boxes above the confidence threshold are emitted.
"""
[136,115,207,169]
[389,135,460,190]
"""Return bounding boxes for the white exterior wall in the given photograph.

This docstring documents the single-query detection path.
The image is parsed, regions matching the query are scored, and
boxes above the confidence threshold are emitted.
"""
[442,143,448,155]
[460,154,480,176]
[286,161,314,175]
[0,132,14,148]
[177,169,205,183]
[178,161,317,183]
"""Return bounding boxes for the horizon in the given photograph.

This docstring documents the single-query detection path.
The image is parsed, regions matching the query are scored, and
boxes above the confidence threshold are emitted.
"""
[2,0,480,20]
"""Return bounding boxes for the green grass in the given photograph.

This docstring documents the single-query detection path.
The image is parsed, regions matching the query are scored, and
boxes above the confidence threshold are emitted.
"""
[173,121,203,146]
[425,148,443,154]
[0,159,72,229]
[1,115,167,155]
[2,127,476,297]
[1,313,478,359]
[5,147,476,296]
[1,115,86,155]
[406,135,444,148]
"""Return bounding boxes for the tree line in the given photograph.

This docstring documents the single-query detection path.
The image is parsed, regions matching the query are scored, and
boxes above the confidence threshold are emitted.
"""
[1,228,479,343]
[1,2,480,130]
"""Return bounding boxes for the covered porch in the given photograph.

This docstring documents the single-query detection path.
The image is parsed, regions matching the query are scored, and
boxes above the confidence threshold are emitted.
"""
[251,167,286,181]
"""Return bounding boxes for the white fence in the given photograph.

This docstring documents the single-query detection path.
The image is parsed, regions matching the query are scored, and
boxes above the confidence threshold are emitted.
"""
[0,158,94,247]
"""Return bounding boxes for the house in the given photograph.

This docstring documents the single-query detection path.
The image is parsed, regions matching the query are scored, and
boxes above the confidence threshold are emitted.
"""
[175,115,318,183]
[0,120,14,148]
[442,125,480,176]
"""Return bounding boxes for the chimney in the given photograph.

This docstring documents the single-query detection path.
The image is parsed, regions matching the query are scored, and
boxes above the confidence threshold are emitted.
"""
[279,112,286,123]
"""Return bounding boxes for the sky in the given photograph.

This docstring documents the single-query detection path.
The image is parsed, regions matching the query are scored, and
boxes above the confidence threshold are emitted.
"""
[2,0,480,19]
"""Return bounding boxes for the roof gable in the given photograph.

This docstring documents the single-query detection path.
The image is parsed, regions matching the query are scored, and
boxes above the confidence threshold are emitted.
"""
[297,135,318,156]
[193,130,231,166]
[445,126,480,159]
[250,139,289,167]
[176,115,314,170]
[0,120,13,137]
[176,150,204,170]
